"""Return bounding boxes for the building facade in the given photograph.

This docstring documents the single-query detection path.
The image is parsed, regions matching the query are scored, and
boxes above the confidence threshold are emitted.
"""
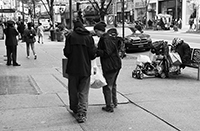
[0,0,17,21]
[113,0,199,29]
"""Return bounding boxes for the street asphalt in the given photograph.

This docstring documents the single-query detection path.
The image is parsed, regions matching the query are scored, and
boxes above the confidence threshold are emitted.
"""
[0,29,200,131]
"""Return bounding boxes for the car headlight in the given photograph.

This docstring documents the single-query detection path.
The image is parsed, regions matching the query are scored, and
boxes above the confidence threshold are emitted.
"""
[124,37,131,43]
[146,37,152,42]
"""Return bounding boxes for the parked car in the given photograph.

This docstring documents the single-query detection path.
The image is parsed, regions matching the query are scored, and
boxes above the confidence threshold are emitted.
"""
[85,26,152,52]
[113,26,152,52]
[39,18,51,31]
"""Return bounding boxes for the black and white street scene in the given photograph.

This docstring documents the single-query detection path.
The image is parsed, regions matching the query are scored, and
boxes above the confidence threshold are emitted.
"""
[1,0,200,130]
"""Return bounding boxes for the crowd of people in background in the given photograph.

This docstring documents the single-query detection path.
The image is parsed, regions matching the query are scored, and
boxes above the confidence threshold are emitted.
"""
[1,19,46,66]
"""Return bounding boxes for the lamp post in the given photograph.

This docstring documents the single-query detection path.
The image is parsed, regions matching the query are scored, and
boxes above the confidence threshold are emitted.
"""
[122,0,125,39]
[69,0,72,29]
[175,0,178,20]
[22,2,24,22]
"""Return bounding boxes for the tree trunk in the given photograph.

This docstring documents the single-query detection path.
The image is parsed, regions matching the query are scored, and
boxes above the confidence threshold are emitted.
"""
[33,1,36,18]
[100,14,104,21]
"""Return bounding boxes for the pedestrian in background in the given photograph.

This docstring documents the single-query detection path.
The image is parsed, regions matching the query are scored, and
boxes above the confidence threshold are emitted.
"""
[24,22,37,59]
[189,17,194,31]
[94,22,122,113]
[3,20,20,66]
[63,20,96,123]
[37,23,44,44]
[17,21,25,42]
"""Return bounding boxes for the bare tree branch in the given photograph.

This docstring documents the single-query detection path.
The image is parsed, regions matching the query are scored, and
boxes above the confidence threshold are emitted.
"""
[105,0,113,13]
[40,0,50,15]
[88,0,100,12]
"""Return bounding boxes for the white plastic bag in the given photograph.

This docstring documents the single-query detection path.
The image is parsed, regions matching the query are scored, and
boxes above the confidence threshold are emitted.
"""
[90,59,107,89]
[136,55,151,66]
[169,52,182,66]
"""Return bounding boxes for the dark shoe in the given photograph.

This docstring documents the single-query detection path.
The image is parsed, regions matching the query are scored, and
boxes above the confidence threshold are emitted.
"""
[102,106,114,112]
[6,63,11,66]
[113,104,117,108]
[75,113,87,123]
[13,63,21,66]
[34,55,37,60]
[73,110,77,114]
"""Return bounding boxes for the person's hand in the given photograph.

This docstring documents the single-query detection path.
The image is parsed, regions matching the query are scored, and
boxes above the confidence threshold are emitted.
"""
[93,66,97,74]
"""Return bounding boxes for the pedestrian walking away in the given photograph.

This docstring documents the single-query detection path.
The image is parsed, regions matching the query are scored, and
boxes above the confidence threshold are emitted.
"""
[24,22,37,59]
[17,21,25,42]
[94,22,122,113]
[37,23,44,44]
[63,20,97,123]
[3,20,21,66]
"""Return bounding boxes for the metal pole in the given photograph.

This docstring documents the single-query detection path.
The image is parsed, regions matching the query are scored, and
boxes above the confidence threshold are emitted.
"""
[69,0,72,29]
[22,2,24,22]
[122,0,125,39]
[175,0,178,20]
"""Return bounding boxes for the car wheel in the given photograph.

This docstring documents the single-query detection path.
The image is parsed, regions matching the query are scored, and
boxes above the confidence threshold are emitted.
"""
[145,48,151,51]
[132,71,135,78]
[139,72,144,79]
[125,49,130,53]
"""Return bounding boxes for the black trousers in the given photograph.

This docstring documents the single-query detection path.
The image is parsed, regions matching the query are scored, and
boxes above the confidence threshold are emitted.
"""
[68,75,90,115]
[103,69,120,107]
[6,45,17,65]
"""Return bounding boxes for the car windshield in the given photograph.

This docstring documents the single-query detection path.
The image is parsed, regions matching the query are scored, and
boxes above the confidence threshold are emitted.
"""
[113,27,134,37]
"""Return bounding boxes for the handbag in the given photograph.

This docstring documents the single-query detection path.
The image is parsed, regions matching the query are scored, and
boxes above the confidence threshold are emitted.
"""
[62,58,68,78]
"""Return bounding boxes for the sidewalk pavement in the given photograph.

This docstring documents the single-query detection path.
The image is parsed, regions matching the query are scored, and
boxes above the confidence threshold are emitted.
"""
[1,33,200,131]
[0,36,166,131]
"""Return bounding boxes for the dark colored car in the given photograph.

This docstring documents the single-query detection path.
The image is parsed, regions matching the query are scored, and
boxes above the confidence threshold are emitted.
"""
[115,26,152,52]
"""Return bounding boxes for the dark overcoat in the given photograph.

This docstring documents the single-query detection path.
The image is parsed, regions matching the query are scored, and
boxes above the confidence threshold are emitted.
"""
[63,27,96,76]
[4,26,19,46]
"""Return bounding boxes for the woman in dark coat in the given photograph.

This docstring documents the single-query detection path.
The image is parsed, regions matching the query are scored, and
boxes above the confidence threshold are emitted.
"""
[24,22,37,59]
[94,22,122,113]
[3,21,20,66]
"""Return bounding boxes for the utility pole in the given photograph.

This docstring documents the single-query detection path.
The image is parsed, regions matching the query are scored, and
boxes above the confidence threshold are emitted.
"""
[22,2,24,22]
[122,0,125,39]
[175,0,178,20]
[69,0,72,29]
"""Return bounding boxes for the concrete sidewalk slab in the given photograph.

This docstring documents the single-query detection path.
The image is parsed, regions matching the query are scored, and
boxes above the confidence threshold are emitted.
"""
[31,74,68,94]
[0,94,64,110]
[83,105,177,131]
[0,106,81,131]
[136,99,200,131]
[57,89,129,107]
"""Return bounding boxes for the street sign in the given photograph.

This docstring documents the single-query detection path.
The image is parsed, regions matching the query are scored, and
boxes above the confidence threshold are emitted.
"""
[0,9,16,13]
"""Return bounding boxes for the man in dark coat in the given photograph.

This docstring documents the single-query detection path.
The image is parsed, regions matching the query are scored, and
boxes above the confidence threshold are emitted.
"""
[63,20,96,123]
[3,20,20,66]
[94,22,122,113]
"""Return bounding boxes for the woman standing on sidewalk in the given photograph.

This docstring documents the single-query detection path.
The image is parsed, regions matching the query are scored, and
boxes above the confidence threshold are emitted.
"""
[24,22,37,59]
[3,20,20,66]
[94,22,122,113]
